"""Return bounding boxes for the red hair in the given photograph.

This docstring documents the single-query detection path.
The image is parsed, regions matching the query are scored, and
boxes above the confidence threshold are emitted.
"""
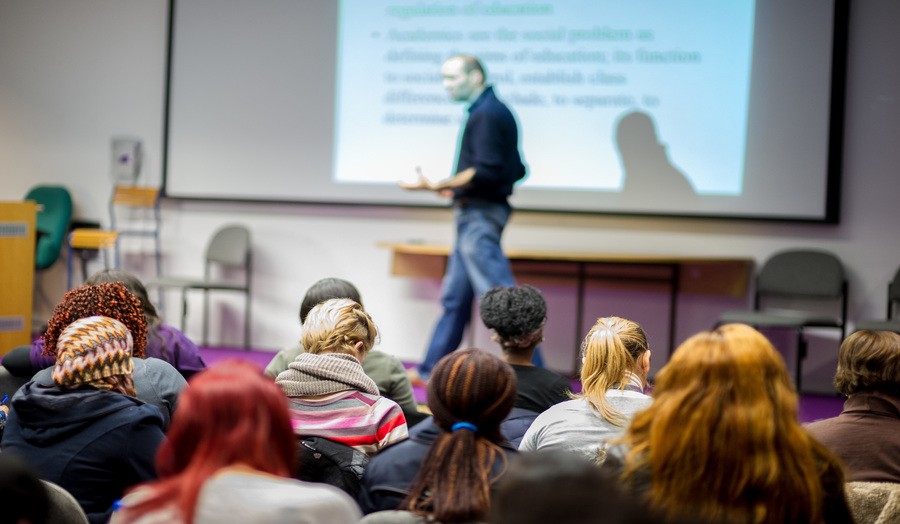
[117,361,295,523]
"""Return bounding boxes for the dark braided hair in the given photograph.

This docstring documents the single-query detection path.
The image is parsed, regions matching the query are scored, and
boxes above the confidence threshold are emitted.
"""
[403,348,517,523]
[479,285,547,349]
[42,282,147,359]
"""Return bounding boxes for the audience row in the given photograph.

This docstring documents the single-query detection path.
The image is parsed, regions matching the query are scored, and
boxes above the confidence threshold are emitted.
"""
[0,269,898,523]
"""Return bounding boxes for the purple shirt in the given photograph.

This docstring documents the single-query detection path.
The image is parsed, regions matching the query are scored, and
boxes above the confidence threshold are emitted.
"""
[31,323,206,375]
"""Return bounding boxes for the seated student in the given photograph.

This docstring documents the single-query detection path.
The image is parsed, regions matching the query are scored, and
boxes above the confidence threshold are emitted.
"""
[2,316,166,524]
[276,298,408,456]
[4,269,206,380]
[490,450,652,524]
[265,277,422,424]
[807,330,900,483]
[0,453,50,524]
[479,285,571,445]
[23,282,186,429]
[604,324,852,524]
[519,316,652,461]
[111,360,361,524]
[359,348,519,521]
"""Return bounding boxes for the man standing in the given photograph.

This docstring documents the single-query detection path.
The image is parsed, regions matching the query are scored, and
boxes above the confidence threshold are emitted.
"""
[400,55,541,381]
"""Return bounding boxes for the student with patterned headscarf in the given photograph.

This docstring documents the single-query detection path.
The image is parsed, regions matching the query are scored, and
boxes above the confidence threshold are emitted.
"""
[2,316,165,524]
[27,282,186,428]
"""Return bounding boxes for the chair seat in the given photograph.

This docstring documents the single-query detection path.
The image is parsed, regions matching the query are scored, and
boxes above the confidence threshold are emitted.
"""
[67,229,119,289]
[151,277,248,292]
[854,320,900,334]
[719,309,842,329]
[69,229,118,249]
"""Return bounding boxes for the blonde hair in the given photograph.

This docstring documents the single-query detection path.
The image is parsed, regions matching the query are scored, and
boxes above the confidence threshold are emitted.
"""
[618,324,842,523]
[576,316,648,426]
[301,298,377,358]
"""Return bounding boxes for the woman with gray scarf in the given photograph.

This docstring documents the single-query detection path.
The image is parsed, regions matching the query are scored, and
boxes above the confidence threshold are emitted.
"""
[276,299,408,456]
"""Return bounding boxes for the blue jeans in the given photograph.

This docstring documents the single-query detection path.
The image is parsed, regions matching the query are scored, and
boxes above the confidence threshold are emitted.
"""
[418,201,544,377]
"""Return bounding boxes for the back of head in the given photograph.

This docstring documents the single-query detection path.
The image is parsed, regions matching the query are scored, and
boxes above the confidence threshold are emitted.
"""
[479,285,546,352]
[125,360,294,521]
[52,315,136,397]
[405,348,517,522]
[299,277,363,324]
[43,282,148,359]
[491,450,648,524]
[452,54,486,82]
[85,268,160,326]
[427,348,517,439]
[834,330,900,397]
[301,298,377,357]
[620,324,828,523]
[0,453,49,524]
[579,316,648,425]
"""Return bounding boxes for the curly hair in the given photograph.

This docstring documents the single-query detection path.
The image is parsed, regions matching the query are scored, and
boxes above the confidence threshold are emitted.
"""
[301,298,377,358]
[479,285,546,349]
[42,282,147,359]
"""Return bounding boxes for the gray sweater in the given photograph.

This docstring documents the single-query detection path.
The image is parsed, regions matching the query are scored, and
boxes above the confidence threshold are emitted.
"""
[31,357,186,430]
[518,391,653,462]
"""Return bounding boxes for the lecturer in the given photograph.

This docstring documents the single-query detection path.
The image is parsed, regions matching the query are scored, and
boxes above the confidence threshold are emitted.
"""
[400,54,541,382]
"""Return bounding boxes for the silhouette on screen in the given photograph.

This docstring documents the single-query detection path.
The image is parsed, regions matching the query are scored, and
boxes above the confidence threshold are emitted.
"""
[615,111,697,202]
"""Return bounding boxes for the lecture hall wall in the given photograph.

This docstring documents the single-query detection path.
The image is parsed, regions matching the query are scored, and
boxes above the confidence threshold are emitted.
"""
[2,1,898,393]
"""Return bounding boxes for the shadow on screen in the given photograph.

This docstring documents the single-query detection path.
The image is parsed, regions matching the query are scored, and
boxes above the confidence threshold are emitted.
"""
[615,111,697,202]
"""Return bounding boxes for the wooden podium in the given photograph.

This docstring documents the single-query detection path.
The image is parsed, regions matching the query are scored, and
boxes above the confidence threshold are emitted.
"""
[0,201,37,352]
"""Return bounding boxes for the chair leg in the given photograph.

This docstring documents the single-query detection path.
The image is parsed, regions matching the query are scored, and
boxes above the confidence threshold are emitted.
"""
[79,251,89,283]
[180,288,188,333]
[154,235,165,311]
[66,240,74,290]
[202,288,210,348]
[244,290,251,350]
[795,329,807,392]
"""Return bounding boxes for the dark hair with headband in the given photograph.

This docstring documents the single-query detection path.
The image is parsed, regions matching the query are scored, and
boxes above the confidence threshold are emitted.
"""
[402,348,517,522]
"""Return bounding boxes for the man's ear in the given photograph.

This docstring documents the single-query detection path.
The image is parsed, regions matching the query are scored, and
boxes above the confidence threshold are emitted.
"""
[469,69,484,86]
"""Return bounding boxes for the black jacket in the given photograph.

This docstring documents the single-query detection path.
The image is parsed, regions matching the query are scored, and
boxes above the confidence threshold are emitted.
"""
[1,381,165,524]
[358,416,517,514]
[453,86,526,205]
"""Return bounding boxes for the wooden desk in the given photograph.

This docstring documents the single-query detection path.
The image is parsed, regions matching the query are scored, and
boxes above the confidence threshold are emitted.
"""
[0,202,38,351]
[380,242,753,371]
